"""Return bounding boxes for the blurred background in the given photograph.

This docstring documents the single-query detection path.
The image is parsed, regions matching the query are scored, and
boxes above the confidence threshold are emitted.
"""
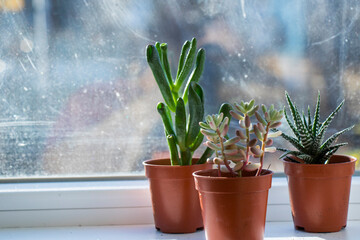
[0,0,359,178]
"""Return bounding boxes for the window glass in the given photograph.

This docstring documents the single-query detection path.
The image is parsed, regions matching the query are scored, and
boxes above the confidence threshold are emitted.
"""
[0,0,359,178]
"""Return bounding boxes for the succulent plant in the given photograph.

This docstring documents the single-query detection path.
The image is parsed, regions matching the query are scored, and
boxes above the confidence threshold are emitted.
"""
[147,38,223,165]
[279,91,354,164]
[200,100,283,177]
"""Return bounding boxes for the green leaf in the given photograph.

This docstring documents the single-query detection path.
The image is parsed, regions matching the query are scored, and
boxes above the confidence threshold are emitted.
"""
[307,105,312,129]
[197,147,214,164]
[147,45,176,112]
[278,150,302,159]
[157,102,176,137]
[176,40,190,80]
[182,48,205,103]
[175,38,197,91]
[189,131,204,152]
[234,102,246,113]
[205,141,221,151]
[319,126,353,153]
[312,92,321,137]
[155,42,162,63]
[200,128,218,138]
[175,98,187,151]
[224,136,241,146]
[285,92,312,148]
[160,43,174,88]
[284,108,300,140]
[255,112,267,125]
[186,83,204,146]
[281,132,307,153]
[167,134,180,165]
[318,100,345,134]
[199,122,211,130]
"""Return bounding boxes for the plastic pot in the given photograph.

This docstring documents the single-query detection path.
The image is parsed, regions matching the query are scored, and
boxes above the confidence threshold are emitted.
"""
[283,154,357,232]
[193,169,273,240]
[143,158,211,233]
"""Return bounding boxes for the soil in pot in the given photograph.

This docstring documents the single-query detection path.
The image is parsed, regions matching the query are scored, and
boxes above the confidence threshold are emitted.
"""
[193,168,273,240]
[143,158,212,233]
[283,154,357,233]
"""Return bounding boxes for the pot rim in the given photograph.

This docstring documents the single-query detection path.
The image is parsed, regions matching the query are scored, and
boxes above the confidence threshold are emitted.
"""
[143,158,205,168]
[192,168,273,179]
[282,154,357,166]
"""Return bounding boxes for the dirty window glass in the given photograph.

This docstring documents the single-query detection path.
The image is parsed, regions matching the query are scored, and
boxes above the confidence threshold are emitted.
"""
[0,0,359,178]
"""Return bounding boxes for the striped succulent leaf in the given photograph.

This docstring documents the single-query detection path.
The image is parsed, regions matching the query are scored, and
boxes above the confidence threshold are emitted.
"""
[285,92,313,149]
[280,92,352,164]
[319,125,354,152]
[312,92,321,137]
[318,100,345,135]
[284,108,300,140]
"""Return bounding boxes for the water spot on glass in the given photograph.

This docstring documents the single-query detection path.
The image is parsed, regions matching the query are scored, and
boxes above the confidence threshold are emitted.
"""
[244,74,248,78]
[24,87,29,91]
[237,53,241,57]
[0,59,6,73]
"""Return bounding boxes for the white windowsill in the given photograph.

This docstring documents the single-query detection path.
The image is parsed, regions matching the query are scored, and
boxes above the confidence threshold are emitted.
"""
[0,222,359,240]
[0,177,360,228]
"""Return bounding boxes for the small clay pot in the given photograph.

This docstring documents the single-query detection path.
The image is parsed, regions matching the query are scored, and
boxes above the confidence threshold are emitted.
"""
[283,154,357,232]
[193,169,273,240]
[143,158,211,233]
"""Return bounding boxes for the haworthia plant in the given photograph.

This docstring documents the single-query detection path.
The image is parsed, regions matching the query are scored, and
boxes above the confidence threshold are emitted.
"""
[279,91,354,164]
[147,38,230,165]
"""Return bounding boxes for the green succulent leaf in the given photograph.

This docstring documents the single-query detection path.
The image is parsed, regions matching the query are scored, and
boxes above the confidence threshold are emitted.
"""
[160,43,174,87]
[175,98,187,151]
[175,38,197,91]
[157,102,176,137]
[278,149,303,159]
[285,92,312,148]
[312,92,321,136]
[147,45,176,112]
[182,48,206,104]
[197,147,214,164]
[281,132,307,153]
[186,83,204,146]
[189,131,204,152]
[284,108,300,140]
[320,125,354,152]
[318,100,345,135]
[167,134,180,165]
[176,40,190,79]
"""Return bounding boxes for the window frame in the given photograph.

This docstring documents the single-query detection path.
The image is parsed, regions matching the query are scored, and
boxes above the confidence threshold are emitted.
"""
[1,176,360,228]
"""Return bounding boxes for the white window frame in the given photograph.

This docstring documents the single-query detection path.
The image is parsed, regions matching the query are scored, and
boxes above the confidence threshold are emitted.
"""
[1,176,360,228]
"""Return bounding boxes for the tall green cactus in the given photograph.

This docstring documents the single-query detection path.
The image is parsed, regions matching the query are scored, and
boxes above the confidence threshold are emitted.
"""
[146,38,209,165]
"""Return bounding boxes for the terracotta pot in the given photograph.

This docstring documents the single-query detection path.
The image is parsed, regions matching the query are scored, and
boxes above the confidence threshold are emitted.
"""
[283,154,357,233]
[143,158,212,233]
[193,169,273,240]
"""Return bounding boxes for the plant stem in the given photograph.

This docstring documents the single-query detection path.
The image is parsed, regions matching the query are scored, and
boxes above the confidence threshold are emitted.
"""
[217,129,237,177]
[256,122,271,176]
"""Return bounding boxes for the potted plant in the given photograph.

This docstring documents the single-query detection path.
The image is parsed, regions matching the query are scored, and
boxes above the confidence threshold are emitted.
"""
[279,91,357,233]
[193,100,283,240]
[143,38,230,233]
